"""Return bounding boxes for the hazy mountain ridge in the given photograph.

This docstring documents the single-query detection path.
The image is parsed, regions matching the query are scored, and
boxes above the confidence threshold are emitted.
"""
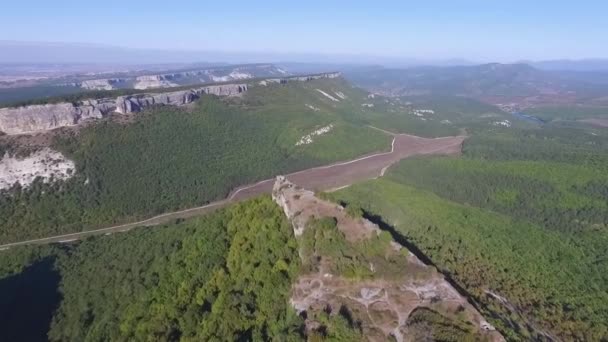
[346,63,608,107]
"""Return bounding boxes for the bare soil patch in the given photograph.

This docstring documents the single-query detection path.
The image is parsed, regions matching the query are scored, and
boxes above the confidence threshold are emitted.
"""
[232,133,465,201]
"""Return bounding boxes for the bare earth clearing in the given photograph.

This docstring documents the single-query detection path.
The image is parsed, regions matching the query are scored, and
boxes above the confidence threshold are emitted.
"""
[0,129,464,249]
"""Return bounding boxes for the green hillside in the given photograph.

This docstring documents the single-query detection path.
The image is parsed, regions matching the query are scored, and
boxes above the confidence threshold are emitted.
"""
[0,195,479,341]
[325,125,608,340]
[0,78,390,244]
[0,197,305,341]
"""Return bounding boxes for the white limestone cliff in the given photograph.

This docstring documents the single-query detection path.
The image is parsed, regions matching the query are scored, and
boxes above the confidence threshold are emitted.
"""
[0,73,340,135]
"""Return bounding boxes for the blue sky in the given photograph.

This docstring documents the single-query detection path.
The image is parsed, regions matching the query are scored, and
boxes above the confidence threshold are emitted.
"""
[1,0,607,61]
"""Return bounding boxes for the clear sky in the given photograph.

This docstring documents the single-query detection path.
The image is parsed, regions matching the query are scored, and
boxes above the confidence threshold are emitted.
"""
[1,0,607,62]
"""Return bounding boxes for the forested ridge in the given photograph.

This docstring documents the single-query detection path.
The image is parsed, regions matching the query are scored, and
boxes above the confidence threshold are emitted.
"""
[328,125,608,340]
[0,195,464,341]
[0,197,307,341]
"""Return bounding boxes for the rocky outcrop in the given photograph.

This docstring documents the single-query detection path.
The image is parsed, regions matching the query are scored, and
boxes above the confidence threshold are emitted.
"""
[0,84,247,134]
[115,84,248,114]
[259,72,341,86]
[0,72,337,135]
[80,78,128,90]
[0,99,116,134]
[0,148,75,190]
[272,176,504,342]
[134,75,178,89]
[131,64,285,89]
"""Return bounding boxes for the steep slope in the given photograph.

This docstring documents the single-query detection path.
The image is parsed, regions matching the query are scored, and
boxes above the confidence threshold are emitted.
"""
[272,176,503,341]
[0,192,503,341]
[326,126,608,340]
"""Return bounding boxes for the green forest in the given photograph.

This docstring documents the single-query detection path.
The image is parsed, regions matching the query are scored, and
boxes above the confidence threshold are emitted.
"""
[2,75,608,340]
[1,77,524,245]
[327,125,608,341]
[0,197,307,341]
[0,79,390,244]
[0,195,448,341]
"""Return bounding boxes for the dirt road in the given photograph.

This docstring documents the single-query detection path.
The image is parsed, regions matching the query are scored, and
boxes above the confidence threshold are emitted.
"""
[0,130,465,249]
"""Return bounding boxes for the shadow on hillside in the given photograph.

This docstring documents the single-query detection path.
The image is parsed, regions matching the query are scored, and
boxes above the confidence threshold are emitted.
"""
[0,257,62,342]
[361,209,523,337]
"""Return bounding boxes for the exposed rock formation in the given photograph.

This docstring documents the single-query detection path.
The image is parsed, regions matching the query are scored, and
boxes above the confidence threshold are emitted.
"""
[0,84,247,134]
[0,99,116,134]
[115,84,247,114]
[130,64,285,89]
[272,176,504,342]
[0,148,75,190]
[80,78,128,90]
[0,73,339,135]
[259,72,341,86]
[134,75,178,89]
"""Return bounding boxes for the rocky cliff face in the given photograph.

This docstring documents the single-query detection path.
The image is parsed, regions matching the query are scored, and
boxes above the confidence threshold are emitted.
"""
[0,84,247,134]
[80,78,128,90]
[259,72,341,86]
[0,73,337,135]
[127,64,287,90]
[133,75,178,89]
[0,99,116,134]
[115,84,248,114]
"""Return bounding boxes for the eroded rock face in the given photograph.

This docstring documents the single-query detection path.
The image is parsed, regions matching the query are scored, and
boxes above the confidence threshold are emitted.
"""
[134,75,178,90]
[80,78,127,90]
[0,84,247,134]
[259,72,341,86]
[114,84,248,114]
[272,176,504,342]
[0,148,75,190]
[0,99,116,134]
[0,73,338,135]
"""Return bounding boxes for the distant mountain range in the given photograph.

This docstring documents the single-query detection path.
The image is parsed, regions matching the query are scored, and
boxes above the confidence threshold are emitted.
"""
[0,41,466,66]
[345,63,608,107]
[530,59,608,71]
[2,41,608,72]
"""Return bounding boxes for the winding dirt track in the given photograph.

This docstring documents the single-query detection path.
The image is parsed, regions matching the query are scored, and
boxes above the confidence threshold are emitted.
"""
[0,129,465,250]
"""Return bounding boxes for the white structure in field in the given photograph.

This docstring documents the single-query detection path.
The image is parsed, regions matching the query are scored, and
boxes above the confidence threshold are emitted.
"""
[492,120,512,127]
[295,124,334,146]
[305,104,320,111]
[316,89,340,102]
